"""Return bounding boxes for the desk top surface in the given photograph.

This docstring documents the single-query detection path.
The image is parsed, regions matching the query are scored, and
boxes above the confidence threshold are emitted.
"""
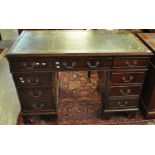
[7,30,152,57]
[138,33,155,54]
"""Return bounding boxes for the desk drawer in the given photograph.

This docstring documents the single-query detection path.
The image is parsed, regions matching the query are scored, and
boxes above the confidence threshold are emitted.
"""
[21,100,56,112]
[114,57,149,68]
[53,58,112,70]
[18,87,53,100]
[8,58,51,72]
[109,85,142,97]
[107,98,138,110]
[13,72,52,87]
[110,72,145,84]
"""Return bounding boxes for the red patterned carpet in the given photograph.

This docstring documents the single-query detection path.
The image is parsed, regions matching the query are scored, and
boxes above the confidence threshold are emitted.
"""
[58,71,102,120]
[17,71,155,125]
[17,112,155,125]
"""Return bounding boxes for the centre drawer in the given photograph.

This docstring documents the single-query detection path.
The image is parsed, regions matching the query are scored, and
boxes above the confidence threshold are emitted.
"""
[106,98,139,110]
[21,100,56,112]
[13,72,53,87]
[53,58,112,70]
[109,85,142,97]
[18,87,53,100]
[110,71,146,84]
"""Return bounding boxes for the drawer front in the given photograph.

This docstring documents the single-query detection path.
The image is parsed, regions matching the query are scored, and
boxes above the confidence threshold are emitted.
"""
[13,72,52,87]
[109,85,142,97]
[18,87,53,100]
[110,72,145,84]
[53,58,112,70]
[9,58,51,72]
[21,100,56,112]
[107,98,138,110]
[114,57,149,68]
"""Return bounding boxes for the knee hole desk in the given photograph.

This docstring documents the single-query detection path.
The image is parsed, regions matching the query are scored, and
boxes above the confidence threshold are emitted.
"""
[6,30,153,123]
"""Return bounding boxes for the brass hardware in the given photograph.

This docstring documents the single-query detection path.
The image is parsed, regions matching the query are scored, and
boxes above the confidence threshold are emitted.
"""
[19,77,25,83]
[36,62,40,65]
[87,60,100,68]
[30,91,42,97]
[122,76,134,83]
[55,61,60,65]
[42,62,46,65]
[32,103,44,110]
[27,78,40,85]
[125,60,137,67]
[118,101,128,107]
[23,62,36,70]
[56,66,60,68]
[63,61,76,69]
[120,89,131,96]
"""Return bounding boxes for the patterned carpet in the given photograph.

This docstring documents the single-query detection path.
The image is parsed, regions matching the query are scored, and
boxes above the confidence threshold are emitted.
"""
[17,71,155,125]
[17,112,155,125]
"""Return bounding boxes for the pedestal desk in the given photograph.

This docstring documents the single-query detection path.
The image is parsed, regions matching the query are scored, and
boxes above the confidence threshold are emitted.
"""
[138,33,155,118]
[6,30,152,122]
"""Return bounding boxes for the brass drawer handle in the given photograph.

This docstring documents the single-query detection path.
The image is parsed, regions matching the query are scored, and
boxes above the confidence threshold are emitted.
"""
[27,78,40,85]
[120,89,131,96]
[122,76,134,83]
[118,101,128,107]
[32,103,44,110]
[30,91,42,97]
[63,61,76,69]
[87,60,100,68]
[125,60,137,67]
[23,62,36,70]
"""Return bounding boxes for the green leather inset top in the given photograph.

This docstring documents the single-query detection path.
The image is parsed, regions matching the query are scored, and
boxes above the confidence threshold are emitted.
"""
[8,30,151,56]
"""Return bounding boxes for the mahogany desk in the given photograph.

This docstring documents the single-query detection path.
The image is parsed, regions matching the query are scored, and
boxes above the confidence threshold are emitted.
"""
[6,30,152,122]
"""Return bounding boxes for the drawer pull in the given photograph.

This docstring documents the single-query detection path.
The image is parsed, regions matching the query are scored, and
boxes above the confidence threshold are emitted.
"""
[125,60,137,67]
[122,76,133,83]
[23,62,36,70]
[118,101,128,107]
[120,89,131,96]
[42,62,46,66]
[27,78,40,85]
[56,66,60,69]
[87,60,100,68]
[32,103,44,110]
[63,61,76,69]
[30,91,42,97]
[55,61,60,65]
